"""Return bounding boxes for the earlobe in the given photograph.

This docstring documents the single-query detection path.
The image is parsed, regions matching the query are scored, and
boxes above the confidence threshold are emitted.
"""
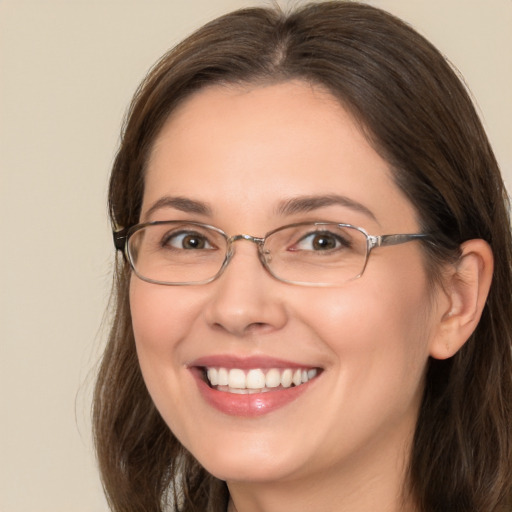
[429,239,494,360]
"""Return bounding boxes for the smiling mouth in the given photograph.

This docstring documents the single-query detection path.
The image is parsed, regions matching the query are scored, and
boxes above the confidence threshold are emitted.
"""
[202,367,320,394]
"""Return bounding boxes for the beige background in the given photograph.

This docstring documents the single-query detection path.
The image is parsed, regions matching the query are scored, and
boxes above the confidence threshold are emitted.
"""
[1,1,510,511]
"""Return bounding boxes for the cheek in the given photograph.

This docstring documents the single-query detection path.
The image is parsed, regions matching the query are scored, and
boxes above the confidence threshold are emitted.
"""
[301,252,434,410]
[304,285,430,386]
[130,277,198,350]
[129,277,200,410]
[129,277,212,449]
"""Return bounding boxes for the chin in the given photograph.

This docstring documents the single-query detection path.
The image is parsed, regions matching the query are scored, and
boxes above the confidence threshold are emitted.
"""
[202,456,299,484]
[187,433,306,483]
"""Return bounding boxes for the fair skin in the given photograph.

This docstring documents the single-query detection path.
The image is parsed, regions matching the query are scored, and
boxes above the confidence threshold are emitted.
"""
[130,81,492,512]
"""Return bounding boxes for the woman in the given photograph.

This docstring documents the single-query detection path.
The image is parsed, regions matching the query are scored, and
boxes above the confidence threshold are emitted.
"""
[93,2,512,511]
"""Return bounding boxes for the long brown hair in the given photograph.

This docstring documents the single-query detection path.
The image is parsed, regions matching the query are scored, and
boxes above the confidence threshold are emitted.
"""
[93,2,512,511]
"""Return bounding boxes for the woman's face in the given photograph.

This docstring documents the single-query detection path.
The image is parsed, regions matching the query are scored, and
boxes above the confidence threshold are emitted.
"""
[130,81,444,485]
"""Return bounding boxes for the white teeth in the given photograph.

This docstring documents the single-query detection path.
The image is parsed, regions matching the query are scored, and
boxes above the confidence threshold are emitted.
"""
[265,368,281,388]
[281,368,293,388]
[229,387,248,394]
[308,368,318,380]
[246,369,266,389]
[207,368,218,386]
[204,366,319,392]
[228,369,246,389]
[217,368,229,386]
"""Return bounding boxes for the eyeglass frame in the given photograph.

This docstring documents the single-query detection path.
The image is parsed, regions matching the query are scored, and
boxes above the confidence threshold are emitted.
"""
[113,220,432,287]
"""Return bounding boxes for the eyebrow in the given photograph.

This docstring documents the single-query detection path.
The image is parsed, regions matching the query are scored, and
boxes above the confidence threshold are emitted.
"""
[275,194,377,222]
[145,196,213,218]
[144,193,377,223]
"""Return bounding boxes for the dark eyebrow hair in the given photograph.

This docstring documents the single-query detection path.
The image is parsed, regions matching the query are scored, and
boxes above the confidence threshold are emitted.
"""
[144,193,376,222]
[276,194,377,222]
[144,196,213,218]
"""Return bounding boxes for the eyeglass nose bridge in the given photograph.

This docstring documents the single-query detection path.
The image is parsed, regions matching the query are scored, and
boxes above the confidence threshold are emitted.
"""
[228,233,265,244]
[219,233,271,277]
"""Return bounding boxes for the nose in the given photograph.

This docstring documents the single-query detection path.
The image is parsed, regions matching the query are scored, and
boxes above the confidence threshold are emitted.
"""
[203,239,288,337]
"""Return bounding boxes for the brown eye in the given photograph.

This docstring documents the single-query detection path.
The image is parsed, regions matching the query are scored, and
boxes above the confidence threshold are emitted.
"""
[294,231,349,251]
[311,233,337,250]
[164,231,213,250]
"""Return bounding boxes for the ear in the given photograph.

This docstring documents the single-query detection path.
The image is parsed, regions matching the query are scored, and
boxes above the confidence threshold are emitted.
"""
[429,239,494,360]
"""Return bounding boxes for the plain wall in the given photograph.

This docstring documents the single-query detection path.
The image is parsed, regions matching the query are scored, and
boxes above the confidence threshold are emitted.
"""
[1,1,510,511]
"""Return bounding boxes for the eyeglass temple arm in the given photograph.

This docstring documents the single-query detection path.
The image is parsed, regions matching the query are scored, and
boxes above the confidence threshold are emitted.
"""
[113,228,128,252]
[368,233,430,250]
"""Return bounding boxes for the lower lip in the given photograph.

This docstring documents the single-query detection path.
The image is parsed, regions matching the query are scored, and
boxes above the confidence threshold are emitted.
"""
[191,369,315,417]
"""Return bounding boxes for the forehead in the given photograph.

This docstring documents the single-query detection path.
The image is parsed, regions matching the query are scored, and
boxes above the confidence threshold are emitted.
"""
[143,81,418,232]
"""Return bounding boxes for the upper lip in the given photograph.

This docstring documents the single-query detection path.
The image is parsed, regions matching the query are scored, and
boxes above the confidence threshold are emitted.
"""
[188,354,320,370]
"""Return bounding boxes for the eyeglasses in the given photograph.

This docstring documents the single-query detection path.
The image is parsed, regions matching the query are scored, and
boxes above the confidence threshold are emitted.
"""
[113,220,431,287]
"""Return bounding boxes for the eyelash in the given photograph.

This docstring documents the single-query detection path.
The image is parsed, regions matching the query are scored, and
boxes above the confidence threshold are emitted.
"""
[290,231,352,251]
[161,231,216,250]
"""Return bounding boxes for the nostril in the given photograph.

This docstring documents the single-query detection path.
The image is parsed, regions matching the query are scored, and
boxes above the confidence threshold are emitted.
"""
[245,322,274,334]
[209,321,274,336]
